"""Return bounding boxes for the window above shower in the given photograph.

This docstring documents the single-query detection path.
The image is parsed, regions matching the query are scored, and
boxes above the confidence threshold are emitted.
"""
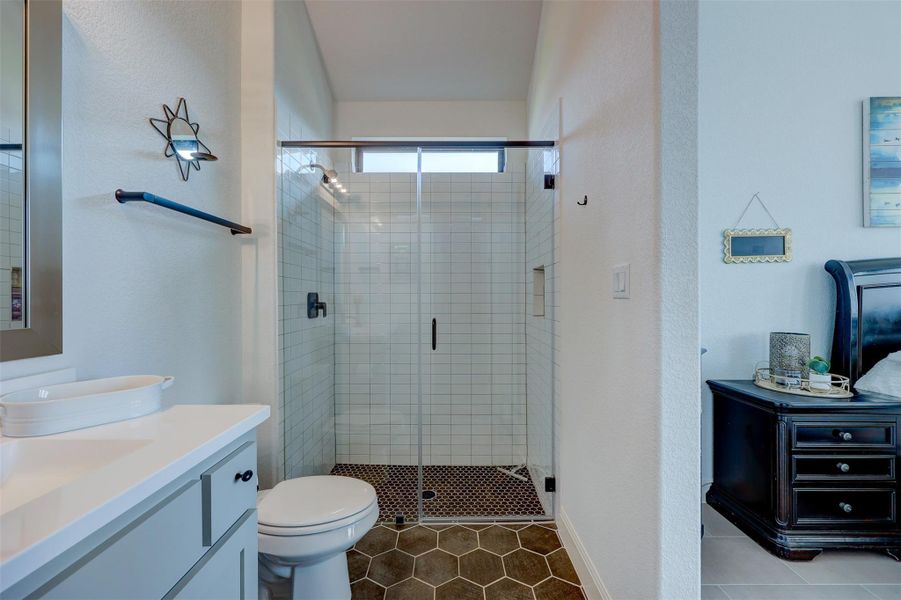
[352,139,506,173]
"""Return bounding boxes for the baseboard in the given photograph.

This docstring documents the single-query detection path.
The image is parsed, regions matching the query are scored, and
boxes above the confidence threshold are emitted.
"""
[556,507,611,600]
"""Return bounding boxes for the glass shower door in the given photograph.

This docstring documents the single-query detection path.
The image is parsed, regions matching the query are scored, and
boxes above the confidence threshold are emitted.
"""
[419,149,547,520]
[280,142,556,523]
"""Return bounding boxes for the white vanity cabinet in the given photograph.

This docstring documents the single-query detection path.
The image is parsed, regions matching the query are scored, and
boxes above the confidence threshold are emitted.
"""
[3,433,260,600]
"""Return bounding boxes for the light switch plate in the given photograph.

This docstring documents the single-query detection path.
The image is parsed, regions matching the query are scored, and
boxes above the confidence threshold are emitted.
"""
[613,264,630,299]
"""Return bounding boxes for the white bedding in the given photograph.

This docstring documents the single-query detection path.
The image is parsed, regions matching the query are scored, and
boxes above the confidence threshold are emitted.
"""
[854,350,901,398]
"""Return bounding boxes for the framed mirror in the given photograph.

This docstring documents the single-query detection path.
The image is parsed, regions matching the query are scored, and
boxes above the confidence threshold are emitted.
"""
[0,0,62,361]
[722,228,792,264]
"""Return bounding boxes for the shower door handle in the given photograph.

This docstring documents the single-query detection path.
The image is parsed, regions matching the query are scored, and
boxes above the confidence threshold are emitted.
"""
[432,319,437,351]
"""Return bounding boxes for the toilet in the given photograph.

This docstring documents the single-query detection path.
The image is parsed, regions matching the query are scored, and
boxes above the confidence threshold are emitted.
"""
[257,475,379,600]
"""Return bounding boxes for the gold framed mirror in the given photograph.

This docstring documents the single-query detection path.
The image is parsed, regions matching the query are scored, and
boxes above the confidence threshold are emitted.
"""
[723,228,792,264]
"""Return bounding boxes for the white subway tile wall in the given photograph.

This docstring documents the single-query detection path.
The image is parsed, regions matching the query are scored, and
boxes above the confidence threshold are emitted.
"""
[0,143,24,332]
[333,169,419,465]
[333,154,530,467]
[278,146,337,479]
[421,163,528,467]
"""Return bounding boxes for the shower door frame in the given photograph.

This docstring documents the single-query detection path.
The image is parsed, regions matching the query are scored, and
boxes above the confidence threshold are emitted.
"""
[280,140,557,523]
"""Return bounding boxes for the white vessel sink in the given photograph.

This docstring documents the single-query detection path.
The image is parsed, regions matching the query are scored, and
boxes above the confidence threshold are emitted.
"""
[0,375,174,437]
[0,438,151,514]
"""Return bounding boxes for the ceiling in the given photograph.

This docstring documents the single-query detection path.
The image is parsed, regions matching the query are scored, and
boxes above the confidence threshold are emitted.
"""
[304,0,543,102]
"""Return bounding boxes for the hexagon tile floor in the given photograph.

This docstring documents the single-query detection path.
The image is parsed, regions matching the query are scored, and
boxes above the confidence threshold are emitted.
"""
[330,464,547,521]
[348,522,585,600]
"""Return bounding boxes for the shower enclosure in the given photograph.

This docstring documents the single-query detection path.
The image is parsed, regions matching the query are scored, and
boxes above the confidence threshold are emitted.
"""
[277,140,558,523]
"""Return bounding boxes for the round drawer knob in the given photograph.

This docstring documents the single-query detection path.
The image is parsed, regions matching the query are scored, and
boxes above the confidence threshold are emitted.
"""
[837,462,851,473]
[234,469,254,482]
[839,502,853,513]
[837,431,853,441]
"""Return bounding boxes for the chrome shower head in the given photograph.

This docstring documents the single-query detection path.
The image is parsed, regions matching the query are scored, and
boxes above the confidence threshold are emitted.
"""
[309,163,339,184]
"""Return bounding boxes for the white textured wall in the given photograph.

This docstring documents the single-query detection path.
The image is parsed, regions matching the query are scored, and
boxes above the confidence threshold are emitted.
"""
[336,101,527,140]
[276,0,334,144]
[272,0,337,485]
[1,2,243,414]
[528,1,700,598]
[699,0,901,486]
[241,0,279,487]
[659,0,701,596]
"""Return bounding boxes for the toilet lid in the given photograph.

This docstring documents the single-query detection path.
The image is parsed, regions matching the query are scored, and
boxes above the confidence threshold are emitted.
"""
[258,475,377,528]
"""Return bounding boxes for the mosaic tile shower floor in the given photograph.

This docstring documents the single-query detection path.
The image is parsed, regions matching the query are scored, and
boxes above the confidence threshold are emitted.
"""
[330,464,548,522]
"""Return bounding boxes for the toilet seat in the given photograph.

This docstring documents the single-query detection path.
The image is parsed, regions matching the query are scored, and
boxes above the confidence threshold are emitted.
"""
[258,475,377,537]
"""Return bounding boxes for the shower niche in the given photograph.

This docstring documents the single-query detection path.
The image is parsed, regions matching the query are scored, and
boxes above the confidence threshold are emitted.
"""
[277,142,557,523]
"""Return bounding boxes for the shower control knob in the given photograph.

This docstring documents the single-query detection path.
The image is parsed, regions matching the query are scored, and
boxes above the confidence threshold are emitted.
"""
[839,502,853,513]
[235,469,254,483]
[837,462,850,473]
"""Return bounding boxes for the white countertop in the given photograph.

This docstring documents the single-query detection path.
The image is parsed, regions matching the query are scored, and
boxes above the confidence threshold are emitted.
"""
[0,404,269,592]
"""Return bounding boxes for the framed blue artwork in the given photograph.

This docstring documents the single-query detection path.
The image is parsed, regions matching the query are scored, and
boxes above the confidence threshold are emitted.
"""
[863,97,901,227]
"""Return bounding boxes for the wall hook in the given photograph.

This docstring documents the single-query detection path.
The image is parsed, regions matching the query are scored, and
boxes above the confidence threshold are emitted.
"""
[577,195,588,206]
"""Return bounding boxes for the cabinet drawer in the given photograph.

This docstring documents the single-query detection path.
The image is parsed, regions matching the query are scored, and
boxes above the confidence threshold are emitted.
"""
[41,480,204,599]
[202,441,257,546]
[165,509,257,600]
[793,455,895,481]
[792,422,895,449]
[793,488,896,526]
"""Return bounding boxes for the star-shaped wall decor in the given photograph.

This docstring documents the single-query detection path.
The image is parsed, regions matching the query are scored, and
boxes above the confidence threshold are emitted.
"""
[149,97,217,181]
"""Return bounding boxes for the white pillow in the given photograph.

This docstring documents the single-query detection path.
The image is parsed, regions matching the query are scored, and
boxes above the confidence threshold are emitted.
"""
[854,350,901,398]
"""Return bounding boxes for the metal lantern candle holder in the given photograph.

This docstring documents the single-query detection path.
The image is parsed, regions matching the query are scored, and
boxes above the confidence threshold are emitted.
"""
[769,332,810,388]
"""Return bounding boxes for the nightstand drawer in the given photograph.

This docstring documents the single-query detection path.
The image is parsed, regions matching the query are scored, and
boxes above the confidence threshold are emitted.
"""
[793,455,895,481]
[792,422,895,449]
[793,488,896,526]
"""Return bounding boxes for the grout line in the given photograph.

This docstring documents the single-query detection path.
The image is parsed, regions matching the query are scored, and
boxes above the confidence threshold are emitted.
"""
[781,558,812,585]
[717,584,735,599]
[717,583,891,591]
[859,585,883,599]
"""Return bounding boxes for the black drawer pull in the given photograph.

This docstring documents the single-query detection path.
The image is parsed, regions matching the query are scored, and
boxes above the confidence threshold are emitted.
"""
[834,430,853,441]
[839,502,853,513]
[836,462,851,473]
[234,469,254,482]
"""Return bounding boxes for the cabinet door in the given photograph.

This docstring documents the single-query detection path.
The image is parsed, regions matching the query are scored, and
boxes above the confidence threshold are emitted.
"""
[37,480,204,600]
[165,509,257,600]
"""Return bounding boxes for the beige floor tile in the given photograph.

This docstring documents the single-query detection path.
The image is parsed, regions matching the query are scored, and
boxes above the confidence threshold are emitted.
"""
[864,584,901,600]
[702,538,806,585]
[702,584,729,599]
[785,551,901,585]
[720,584,879,599]
[702,504,744,537]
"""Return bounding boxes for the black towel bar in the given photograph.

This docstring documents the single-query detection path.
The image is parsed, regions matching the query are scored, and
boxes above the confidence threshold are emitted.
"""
[115,189,251,235]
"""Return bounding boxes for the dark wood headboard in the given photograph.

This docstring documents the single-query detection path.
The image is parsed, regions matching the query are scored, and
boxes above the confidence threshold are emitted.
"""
[826,258,901,385]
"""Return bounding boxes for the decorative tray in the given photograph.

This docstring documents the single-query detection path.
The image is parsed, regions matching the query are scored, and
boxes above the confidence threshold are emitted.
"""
[753,368,854,399]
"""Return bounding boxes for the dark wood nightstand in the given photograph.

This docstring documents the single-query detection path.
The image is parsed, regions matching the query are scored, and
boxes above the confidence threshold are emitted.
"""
[706,379,901,561]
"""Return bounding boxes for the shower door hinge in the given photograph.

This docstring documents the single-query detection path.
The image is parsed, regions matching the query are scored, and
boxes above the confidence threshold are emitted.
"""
[545,477,556,493]
[544,174,555,190]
